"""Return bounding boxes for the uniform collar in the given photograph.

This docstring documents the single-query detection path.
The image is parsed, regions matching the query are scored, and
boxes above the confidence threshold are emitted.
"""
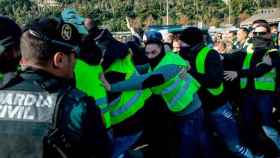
[20,67,57,80]
[20,67,74,92]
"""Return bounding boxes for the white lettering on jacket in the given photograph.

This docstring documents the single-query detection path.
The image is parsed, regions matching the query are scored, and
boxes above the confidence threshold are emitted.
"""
[0,91,57,122]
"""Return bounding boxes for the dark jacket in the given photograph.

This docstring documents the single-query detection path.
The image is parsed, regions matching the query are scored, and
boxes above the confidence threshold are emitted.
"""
[0,72,17,89]
[0,68,111,158]
[222,50,243,106]
[223,48,280,95]
[180,43,227,112]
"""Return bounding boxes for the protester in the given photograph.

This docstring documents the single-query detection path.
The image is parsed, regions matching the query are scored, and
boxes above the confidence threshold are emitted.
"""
[0,16,22,86]
[224,22,280,157]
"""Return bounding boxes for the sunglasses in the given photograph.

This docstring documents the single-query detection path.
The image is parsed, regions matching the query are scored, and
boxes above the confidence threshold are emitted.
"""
[253,31,267,36]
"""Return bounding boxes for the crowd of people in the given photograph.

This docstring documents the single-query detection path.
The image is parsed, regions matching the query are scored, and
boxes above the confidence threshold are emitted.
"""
[212,23,279,54]
[0,7,280,158]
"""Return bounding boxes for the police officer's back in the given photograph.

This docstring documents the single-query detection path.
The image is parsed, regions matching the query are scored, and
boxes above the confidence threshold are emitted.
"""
[0,17,111,158]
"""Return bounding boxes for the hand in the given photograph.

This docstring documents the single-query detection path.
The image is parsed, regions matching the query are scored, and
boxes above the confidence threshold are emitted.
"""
[220,54,224,61]
[224,71,238,81]
[262,55,272,66]
[0,36,13,54]
[99,73,111,91]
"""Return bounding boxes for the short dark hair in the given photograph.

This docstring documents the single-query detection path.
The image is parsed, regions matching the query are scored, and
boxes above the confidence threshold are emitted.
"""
[254,23,271,33]
[270,23,278,29]
[20,31,58,65]
[252,19,268,26]
[85,15,99,29]
[180,27,204,46]
[79,35,102,65]
[240,27,249,34]
[229,30,237,35]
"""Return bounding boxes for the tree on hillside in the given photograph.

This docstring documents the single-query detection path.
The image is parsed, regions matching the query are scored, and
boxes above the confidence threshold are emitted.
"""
[0,0,275,31]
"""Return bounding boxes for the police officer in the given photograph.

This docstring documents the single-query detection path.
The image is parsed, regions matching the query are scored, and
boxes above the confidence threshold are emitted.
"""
[0,16,22,87]
[0,16,111,158]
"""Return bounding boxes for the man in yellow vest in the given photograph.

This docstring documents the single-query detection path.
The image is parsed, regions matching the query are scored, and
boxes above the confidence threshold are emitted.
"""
[101,31,215,158]
[85,17,153,158]
[74,36,111,129]
[179,27,253,158]
[244,20,270,53]
[224,23,280,157]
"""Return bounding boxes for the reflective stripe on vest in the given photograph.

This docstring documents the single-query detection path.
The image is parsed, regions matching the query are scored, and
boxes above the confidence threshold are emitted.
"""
[110,91,142,116]
[106,53,151,125]
[254,68,276,91]
[95,97,111,128]
[161,77,180,95]
[96,97,108,112]
[168,74,193,106]
[195,46,224,96]
[151,52,200,112]
[241,49,277,91]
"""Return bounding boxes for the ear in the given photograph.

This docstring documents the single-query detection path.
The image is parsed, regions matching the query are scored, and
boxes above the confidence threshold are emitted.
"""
[53,52,65,68]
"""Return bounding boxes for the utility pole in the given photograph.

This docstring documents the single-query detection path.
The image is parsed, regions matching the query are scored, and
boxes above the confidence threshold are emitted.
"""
[166,0,169,25]
[194,0,198,26]
[228,0,231,25]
